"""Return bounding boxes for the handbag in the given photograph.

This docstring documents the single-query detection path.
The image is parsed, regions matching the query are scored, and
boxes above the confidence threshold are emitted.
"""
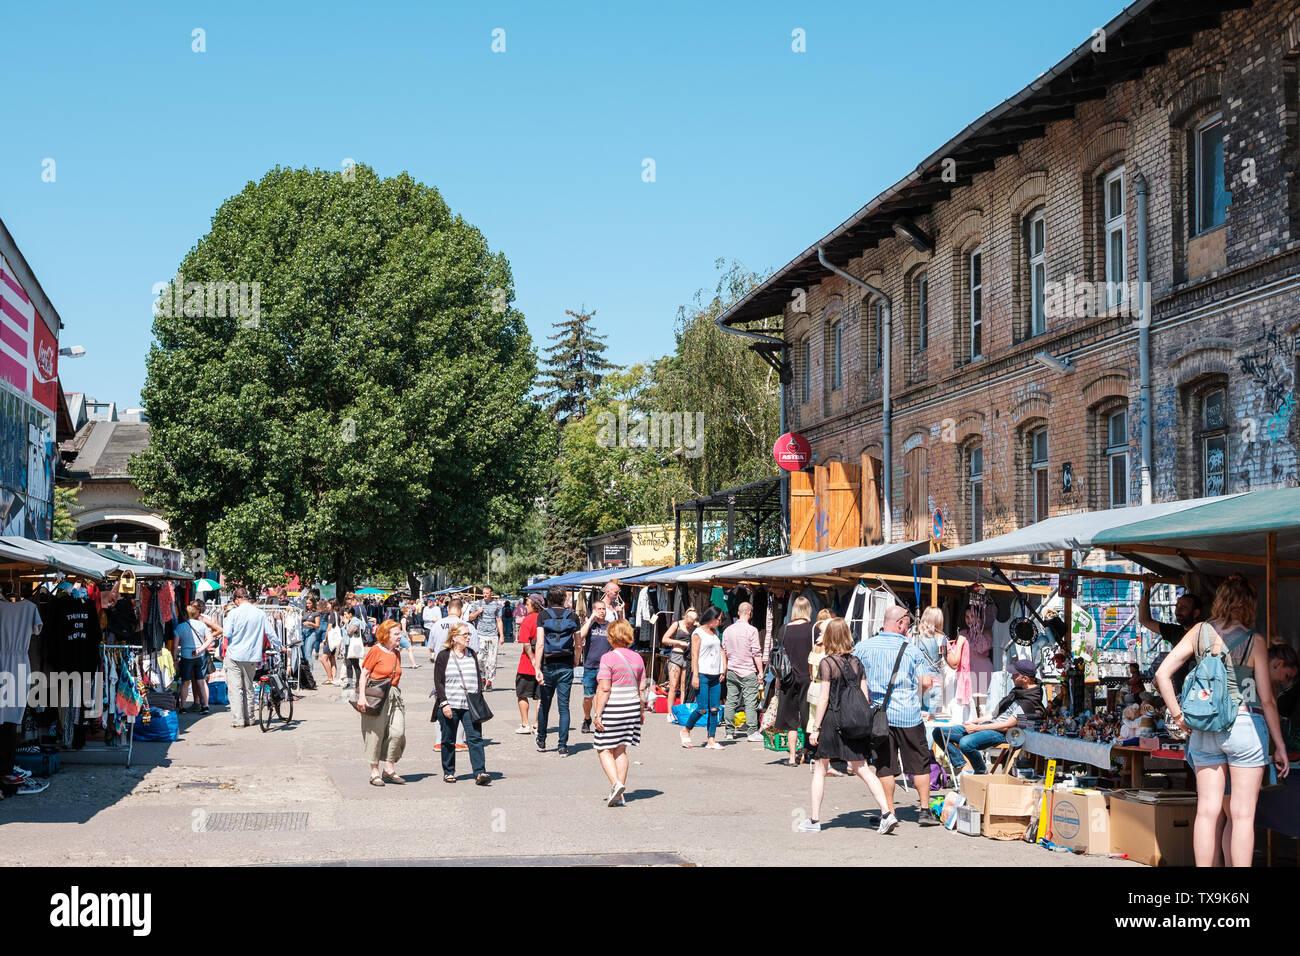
[453,654,494,725]
[326,623,342,652]
[842,642,908,740]
[362,657,397,716]
[770,637,795,685]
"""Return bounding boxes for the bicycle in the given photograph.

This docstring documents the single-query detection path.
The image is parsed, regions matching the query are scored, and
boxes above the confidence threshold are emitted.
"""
[255,650,294,731]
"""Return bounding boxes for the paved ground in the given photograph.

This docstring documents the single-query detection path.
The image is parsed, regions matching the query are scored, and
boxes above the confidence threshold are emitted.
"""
[0,642,1134,867]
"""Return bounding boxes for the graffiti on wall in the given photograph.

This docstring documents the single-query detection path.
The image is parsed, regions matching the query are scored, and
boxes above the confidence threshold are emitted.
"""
[1236,323,1298,490]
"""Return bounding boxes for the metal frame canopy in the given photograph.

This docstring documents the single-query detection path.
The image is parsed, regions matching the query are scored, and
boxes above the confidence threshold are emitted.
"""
[568,566,665,588]
[67,544,195,581]
[1093,487,1300,632]
[0,537,110,580]
[674,476,782,565]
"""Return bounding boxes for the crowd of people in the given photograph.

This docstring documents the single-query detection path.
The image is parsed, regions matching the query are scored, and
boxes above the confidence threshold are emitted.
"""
[184,572,1295,866]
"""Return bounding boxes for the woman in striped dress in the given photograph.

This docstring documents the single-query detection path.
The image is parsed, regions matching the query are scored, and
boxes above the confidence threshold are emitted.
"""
[592,620,647,806]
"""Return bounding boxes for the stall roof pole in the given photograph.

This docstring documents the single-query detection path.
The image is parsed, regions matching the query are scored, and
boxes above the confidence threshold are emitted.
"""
[674,508,681,566]
[1267,531,1277,637]
[695,507,704,563]
[929,539,938,607]
[726,495,736,560]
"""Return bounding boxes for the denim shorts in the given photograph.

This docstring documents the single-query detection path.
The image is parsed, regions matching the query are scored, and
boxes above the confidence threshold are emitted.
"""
[1187,710,1268,769]
[179,655,208,681]
[582,666,600,698]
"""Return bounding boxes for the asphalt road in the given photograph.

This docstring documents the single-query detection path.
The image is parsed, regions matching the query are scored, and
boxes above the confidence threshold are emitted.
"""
[0,641,1132,867]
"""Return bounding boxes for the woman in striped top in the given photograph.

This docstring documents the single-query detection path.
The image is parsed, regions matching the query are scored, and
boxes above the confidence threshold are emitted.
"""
[433,622,490,785]
[592,620,648,806]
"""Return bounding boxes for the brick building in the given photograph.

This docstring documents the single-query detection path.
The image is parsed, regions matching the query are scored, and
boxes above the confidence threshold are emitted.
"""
[720,0,1300,558]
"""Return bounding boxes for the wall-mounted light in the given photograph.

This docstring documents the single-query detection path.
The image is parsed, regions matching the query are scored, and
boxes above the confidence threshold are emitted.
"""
[1033,351,1073,374]
[58,345,86,357]
[892,219,935,253]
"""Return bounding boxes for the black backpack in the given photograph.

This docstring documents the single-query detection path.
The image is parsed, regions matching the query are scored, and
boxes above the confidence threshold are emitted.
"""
[540,607,579,658]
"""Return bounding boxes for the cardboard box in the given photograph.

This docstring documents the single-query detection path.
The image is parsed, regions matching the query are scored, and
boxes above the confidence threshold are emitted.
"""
[1049,789,1111,855]
[959,773,1035,815]
[1108,790,1197,866]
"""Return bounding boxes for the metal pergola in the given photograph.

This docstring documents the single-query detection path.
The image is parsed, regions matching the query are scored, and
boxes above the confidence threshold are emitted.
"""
[673,475,782,565]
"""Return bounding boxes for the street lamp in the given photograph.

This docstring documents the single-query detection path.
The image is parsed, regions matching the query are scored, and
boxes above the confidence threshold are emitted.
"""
[58,345,86,358]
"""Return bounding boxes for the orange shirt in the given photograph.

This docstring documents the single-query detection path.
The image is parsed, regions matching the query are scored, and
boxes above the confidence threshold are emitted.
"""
[362,645,401,687]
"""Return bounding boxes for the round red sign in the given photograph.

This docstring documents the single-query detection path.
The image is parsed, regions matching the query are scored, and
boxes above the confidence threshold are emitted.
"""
[773,432,812,471]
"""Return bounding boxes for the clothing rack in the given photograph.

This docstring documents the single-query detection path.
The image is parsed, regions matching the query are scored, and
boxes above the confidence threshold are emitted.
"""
[60,643,142,769]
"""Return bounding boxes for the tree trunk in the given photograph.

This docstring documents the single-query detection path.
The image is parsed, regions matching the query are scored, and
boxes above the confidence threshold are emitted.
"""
[334,553,352,600]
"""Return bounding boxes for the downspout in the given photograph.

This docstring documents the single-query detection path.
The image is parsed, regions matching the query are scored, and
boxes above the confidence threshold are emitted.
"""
[817,246,893,542]
[1135,173,1153,506]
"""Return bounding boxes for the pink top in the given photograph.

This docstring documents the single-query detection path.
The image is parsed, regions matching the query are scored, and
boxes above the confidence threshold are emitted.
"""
[721,620,761,677]
[597,648,645,689]
[952,635,973,704]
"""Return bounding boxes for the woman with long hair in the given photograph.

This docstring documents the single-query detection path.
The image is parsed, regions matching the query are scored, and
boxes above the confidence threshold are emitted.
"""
[1155,574,1290,866]
[680,606,727,749]
[773,596,815,766]
[319,599,341,686]
[433,622,491,785]
[800,618,893,833]
[912,606,946,714]
[661,607,697,718]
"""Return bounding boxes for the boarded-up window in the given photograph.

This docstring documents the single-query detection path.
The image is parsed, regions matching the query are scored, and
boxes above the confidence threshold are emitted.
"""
[790,469,816,552]
[862,454,884,545]
[903,445,928,541]
[824,462,861,550]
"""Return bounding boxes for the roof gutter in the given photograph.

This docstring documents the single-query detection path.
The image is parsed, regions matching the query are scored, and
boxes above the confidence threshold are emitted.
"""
[818,246,893,544]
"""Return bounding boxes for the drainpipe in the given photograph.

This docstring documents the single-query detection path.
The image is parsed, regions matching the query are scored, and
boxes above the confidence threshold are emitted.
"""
[817,246,893,542]
[1135,173,1153,506]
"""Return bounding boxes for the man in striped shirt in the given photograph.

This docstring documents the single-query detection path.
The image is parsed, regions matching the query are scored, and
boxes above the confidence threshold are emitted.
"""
[853,605,940,828]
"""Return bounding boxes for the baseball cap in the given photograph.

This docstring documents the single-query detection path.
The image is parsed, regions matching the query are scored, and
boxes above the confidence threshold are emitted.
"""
[1009,658,1038,678]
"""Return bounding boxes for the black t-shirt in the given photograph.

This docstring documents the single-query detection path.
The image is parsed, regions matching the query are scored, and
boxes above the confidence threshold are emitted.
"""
[50,594,103,674]
[1153,621,1191,697]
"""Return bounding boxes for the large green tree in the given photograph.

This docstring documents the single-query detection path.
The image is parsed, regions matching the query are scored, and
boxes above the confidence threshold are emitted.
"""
[132,164,549,591]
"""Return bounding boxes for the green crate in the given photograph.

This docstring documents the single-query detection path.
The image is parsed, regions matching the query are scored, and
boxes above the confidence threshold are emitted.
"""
[763,728,805,752]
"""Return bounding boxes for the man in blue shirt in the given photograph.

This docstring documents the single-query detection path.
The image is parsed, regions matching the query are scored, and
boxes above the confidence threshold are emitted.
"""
[853,605,940,828]
[222,588,273,729]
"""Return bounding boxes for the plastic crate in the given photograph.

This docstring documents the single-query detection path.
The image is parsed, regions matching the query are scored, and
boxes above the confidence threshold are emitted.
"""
[763,728,804,752]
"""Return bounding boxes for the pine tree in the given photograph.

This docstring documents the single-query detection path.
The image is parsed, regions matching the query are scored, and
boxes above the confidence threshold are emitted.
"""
[537,308,616,425]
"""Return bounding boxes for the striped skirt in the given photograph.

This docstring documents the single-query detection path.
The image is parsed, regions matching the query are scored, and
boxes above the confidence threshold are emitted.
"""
[594,684,642,750]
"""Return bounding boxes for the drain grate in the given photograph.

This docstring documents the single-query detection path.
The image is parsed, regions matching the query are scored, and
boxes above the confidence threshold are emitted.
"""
[202,811,308,832]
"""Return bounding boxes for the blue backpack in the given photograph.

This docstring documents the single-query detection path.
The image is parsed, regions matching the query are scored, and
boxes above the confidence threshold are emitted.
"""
[540,607,579,658]
[1179,623,1251,733]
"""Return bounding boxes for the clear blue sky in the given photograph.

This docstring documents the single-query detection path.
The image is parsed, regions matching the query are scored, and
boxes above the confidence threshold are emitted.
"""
[2,0,1122,408]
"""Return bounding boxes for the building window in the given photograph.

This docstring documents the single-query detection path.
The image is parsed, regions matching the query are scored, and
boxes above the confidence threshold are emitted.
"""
[1103,168,1126,309]
[1194,115,1229,234]
[969,249,982,361]
[874,301,883,370]
[1107,409,1128,508]
[968,443,984,542]
[802,339,811,404]
[916,274,929,352]
[831,322,842,391]
[1030,427,1049,522]
[1200,387,1227,495]
[1027,209,1047,336]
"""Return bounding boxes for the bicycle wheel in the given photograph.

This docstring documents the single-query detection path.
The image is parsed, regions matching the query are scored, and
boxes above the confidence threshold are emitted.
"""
[258,685,271,732]
[276,689,293,724]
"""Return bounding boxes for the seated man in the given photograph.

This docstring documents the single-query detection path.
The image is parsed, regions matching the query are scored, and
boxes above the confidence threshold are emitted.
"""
[934,658,1043,775]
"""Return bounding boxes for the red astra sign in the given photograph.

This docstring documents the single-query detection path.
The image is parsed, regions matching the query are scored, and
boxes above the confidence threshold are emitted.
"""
[773,432,811,471]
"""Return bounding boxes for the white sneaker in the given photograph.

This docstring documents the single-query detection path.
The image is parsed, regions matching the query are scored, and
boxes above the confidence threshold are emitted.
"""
[13,777,49,795]
[747,731,764,742]
[514,725,532,735]
[878,812,899,835]
[666,714,674,724]
[797,818,821,832]
[10,766,32,779]
[605,781,626,806]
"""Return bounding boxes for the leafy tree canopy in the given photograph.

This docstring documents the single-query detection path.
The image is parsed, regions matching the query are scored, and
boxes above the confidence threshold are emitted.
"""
[131,164,550,591]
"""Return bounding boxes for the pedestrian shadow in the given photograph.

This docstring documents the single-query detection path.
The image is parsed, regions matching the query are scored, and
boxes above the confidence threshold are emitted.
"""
[622,788,663,802]
[820,810,880,831]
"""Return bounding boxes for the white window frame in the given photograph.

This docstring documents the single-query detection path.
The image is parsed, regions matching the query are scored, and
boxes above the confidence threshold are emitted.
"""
[802,339,811,404]
[969,444,984,542]
[1106,409,1129,508]
[1104,167,1126,309]
[1028,210,1047,336]
[831,322,842,391]
[1030,427,1049,522]
[874,301,883,370]
[916,274,929,352]
[1194,114,1227,234]
[969,248,982,362]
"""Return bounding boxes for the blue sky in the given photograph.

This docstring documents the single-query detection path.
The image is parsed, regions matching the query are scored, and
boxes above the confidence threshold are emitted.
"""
[2,0,1123,407]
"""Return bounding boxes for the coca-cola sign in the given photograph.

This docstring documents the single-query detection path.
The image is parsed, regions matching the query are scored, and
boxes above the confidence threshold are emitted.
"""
[773,432,811,471]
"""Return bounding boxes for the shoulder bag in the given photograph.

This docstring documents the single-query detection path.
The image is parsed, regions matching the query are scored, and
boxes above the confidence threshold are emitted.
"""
[770,633,795,685]
[453,653,494,725]
[843,641,908,740]
[361,649,397,716]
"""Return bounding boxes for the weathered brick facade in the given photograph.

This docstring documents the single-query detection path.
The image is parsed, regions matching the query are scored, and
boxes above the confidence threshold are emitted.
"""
[779,0,1300,550]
